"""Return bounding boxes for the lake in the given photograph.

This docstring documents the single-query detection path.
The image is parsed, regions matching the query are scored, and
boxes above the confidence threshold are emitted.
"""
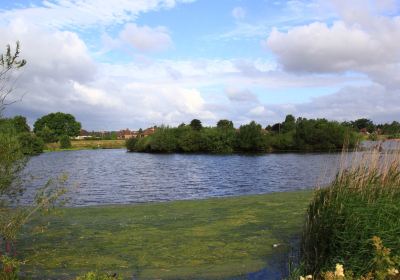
[22,149,344,206]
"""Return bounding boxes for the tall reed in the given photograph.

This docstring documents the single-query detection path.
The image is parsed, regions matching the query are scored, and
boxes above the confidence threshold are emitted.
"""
[301,143,400,276]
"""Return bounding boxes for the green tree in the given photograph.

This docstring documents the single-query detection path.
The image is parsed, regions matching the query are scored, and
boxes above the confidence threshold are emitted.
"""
[189,119,203,131]
[352,118,375,133]
[235,121,267,152]
[216,119,234,130]
[11,115,30,133]
[379,121,400,135]
[178,126,202,152]
[201,127,235,153]
[149,126,177,153]
[294,118,358,150]
[18,132,44,155]
[281,114,296,133]
[36,125,58,143]
[34,112,81,141]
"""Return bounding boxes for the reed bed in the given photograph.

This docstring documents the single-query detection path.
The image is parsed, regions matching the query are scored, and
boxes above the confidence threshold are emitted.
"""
[301,143,400,277]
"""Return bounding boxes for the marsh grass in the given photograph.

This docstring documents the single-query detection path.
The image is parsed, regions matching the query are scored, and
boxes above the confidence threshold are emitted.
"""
[301,143,400,276]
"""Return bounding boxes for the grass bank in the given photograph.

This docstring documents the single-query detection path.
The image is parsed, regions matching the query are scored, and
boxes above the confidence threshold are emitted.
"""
[18,191,312,279]
[45,139,126,151]
[300,149,400,278]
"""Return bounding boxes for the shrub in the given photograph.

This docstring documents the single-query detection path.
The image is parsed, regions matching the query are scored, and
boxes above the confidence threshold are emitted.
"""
[59,135,71,149]
[125,137,138,152]
[149,126,177,153]
[301,148,400,277]
[134,136,151,152]
[18,132,44,155]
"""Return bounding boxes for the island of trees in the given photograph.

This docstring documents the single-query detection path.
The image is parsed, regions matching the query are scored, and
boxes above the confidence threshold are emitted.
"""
[125,115,382,154]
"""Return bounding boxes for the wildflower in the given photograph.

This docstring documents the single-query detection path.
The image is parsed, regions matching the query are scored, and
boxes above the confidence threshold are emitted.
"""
[299,274,312,280]
[387,268,399,276]
[335,264,344,277]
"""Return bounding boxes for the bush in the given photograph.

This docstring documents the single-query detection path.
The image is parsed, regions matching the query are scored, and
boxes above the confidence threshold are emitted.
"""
[125,137,138,152]
[134,136,151,152]
[235,121,267,152]
[301,149,400,276]
[59,135,71,149]
[18,132,44,155]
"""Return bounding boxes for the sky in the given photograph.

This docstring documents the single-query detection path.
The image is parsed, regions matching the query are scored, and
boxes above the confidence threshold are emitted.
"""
[1,0,400,130]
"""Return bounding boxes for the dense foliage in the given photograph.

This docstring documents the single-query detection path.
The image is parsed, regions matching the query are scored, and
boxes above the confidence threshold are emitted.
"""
[0,116,43,155]
[33,112,81,142]
[301,150,400,277]
[127,116,359,153]
[0,120,26,198]
[18,132,44,155]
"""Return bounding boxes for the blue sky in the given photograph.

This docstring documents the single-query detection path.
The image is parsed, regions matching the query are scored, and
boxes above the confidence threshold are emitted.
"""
[0,0,399,130]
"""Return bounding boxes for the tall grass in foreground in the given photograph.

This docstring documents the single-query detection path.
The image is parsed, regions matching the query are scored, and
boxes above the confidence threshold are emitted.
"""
[301,144,400,277]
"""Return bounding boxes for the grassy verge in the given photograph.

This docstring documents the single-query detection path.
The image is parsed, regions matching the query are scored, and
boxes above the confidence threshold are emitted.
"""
[300,149,400,277]
[18,191,312,279]
[45,140,126,151]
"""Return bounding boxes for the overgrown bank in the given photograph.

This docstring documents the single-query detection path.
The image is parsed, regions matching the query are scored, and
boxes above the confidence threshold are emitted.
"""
[297,149,400,279]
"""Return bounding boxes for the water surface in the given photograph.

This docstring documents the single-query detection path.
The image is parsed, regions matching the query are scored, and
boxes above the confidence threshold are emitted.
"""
[22,149,343,206]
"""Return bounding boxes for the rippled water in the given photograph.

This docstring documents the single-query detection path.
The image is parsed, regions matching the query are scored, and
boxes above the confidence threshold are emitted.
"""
[20,149,346,206]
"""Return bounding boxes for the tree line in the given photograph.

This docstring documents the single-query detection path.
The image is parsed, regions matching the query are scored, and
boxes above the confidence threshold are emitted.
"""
[1,112,81,155]
[126,116,362,154]
[4,112,400,156]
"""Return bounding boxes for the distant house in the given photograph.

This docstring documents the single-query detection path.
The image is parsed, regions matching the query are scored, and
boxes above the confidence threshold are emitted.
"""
[118,129,138,140]
[141,127,156,137]
[74,129,92,140]
[117,126,157,139]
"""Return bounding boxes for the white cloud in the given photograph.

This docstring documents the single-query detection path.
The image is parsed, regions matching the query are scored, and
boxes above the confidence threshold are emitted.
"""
[0,0,196,29]
[218,22,269,40]
[119,23,173,52]
[232,6,246,20]
[287,84,400,123]
[1,19,96,83]
[71,82,123,108]
[225,88,258,103]
[266,20,400,74]
[263,0,400,124]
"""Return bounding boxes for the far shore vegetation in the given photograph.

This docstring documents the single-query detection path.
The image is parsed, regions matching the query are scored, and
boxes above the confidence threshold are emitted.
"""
[126,116,400,154]
[2,109,400,155]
